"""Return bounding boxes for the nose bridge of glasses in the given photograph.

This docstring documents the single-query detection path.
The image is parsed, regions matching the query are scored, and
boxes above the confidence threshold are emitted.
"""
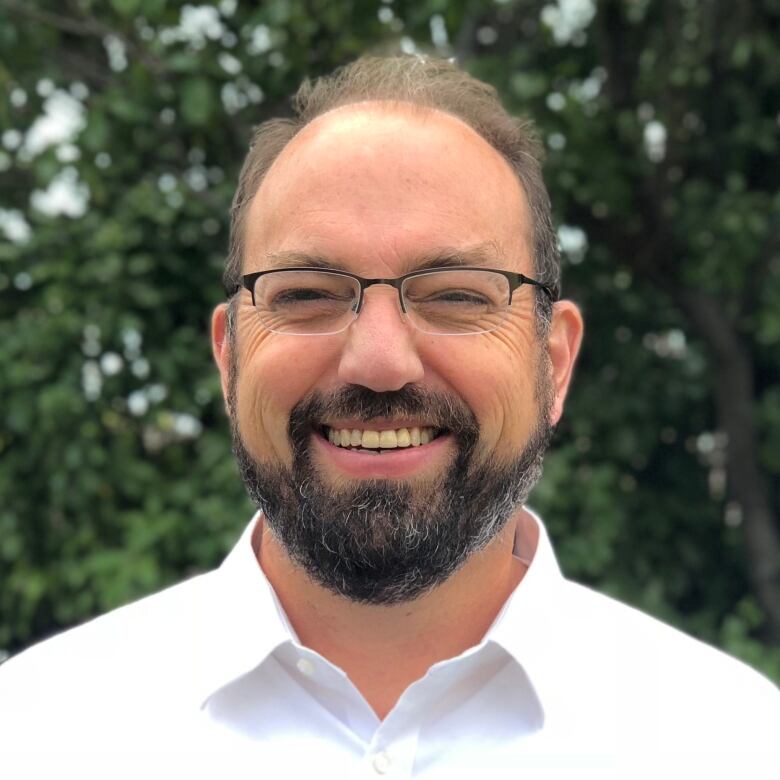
[358,277,407,314]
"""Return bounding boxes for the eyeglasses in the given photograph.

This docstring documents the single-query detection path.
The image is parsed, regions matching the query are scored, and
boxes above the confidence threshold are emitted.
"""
[236,266,557,336]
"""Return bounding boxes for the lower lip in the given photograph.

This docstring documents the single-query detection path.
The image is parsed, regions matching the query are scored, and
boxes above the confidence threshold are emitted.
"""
[311,429,453,479]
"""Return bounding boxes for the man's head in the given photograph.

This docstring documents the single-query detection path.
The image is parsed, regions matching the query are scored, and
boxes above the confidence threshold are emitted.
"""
[212,56,582,604]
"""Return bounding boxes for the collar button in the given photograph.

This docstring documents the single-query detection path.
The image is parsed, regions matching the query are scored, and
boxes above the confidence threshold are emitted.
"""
[372,751,392,775]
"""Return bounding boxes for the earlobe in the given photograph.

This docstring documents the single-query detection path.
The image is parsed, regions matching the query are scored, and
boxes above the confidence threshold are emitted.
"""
[546,300,584,426]
[211,303,232,411]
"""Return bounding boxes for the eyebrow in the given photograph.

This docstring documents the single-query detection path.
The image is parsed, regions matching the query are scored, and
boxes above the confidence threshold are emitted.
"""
[260,242,504,274]
[262,251,341,270]
[410,243,501,272]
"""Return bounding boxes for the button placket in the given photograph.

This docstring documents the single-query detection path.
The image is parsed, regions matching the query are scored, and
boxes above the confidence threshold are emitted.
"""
[371,750,392,774]
[362,712,420,779]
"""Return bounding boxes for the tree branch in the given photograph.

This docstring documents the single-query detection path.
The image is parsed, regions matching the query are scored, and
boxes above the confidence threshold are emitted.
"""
[0,0,167,76]
[583,0,780,642]
[674,289,780,642]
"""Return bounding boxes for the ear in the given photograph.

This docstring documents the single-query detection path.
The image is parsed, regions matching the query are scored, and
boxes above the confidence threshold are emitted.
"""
[211,302,232,413]
[545,300,584,426]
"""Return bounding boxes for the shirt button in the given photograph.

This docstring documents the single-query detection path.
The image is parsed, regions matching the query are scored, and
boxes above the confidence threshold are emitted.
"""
[372,751,391,775]
[296,657,315,676]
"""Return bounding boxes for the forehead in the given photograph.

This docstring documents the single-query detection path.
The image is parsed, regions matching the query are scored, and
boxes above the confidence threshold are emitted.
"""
[244,103,531,274]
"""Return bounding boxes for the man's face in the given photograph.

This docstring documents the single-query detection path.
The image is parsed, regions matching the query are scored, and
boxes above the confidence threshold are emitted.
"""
[214,104,581,603]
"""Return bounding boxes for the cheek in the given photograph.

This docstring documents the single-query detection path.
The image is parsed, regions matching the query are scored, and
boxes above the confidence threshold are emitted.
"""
[425,313,541,455]
[234,311,340,462]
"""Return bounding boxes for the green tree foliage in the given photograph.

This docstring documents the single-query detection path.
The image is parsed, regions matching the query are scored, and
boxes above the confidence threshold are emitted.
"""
[1,0,778,681]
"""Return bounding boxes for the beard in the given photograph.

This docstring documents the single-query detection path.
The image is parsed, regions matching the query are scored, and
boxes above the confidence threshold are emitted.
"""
[229,368,553,605]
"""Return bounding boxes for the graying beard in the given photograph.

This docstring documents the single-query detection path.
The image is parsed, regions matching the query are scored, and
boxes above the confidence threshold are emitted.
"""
[233,418,549,605]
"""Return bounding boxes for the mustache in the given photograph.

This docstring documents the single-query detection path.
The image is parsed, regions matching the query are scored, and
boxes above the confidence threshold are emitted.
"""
[288,384,480,441]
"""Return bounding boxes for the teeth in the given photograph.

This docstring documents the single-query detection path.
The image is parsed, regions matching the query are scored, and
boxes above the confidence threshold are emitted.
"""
[379,430,397,448]
[326,425,439,450]
[361,430,380,449]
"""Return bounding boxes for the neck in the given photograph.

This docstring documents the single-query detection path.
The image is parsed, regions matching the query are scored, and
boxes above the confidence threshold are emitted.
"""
[256,515,529,720]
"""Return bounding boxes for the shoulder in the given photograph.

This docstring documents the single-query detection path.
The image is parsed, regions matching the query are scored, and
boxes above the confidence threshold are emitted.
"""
[3,568,211,671]
[563,580,779,752]
[0,570,216,744]
[565,579,778,689]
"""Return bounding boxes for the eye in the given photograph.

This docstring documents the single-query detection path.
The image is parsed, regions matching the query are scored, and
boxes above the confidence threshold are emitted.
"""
[418,289,492,306]
[269,285,357,309]
[274,287,337,304]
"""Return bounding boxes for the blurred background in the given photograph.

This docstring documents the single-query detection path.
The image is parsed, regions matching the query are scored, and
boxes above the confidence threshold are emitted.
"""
[0,0,779,682]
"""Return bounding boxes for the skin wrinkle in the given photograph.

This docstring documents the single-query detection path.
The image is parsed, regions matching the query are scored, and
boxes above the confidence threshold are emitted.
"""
[229,330,550,603]
[218,105,581,609]
[235,309,293,465]
[250,240,511,276]
[223,66,563,335]
[294,103,531,228]
[227,378,554,604]
[249,110,527,258]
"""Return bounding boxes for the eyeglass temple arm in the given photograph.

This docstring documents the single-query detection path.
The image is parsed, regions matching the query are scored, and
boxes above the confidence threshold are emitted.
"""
[512,274,558,302]
[223,276,258,300]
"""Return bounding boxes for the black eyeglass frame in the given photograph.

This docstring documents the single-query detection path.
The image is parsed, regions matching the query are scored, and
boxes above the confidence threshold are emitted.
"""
[235,267,558,315]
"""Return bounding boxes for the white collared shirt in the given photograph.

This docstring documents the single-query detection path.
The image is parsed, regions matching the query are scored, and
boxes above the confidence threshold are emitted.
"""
[1,508,778,779]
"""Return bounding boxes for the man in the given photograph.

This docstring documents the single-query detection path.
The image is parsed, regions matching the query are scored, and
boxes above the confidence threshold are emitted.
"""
[1,56,777,778]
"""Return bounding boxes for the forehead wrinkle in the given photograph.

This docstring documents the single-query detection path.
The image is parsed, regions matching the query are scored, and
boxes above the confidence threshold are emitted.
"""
[258,103,528,204]
[406,240,508,273]
[248,106,533,277]
[258,251,347,272]
[251,240,516,276]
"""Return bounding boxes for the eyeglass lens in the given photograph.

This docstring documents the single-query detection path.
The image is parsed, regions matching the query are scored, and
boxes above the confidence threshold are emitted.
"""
[403,270,510,335]
[252,269,513,336]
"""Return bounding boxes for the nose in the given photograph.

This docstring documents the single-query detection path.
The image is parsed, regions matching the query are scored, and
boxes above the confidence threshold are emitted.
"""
[336,286,425,392]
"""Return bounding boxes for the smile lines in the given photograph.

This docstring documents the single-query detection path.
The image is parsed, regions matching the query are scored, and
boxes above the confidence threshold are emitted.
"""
[325,426,441,450]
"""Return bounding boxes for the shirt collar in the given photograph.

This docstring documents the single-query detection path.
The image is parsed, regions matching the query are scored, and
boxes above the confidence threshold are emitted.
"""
[488,507,593,719]
[195,511,290,708]
[196,506,570,712]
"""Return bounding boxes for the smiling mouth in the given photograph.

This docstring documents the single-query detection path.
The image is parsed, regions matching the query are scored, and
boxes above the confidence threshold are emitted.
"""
[320,425,446,453]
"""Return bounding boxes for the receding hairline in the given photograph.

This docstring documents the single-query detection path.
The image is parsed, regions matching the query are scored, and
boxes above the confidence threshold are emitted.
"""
[263,97,525,182]
[224,55,560,331]
[282,97,498,143]
[248,99,533,257]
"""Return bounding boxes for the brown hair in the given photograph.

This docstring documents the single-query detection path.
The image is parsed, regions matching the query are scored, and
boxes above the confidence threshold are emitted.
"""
[225,55,559,326]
